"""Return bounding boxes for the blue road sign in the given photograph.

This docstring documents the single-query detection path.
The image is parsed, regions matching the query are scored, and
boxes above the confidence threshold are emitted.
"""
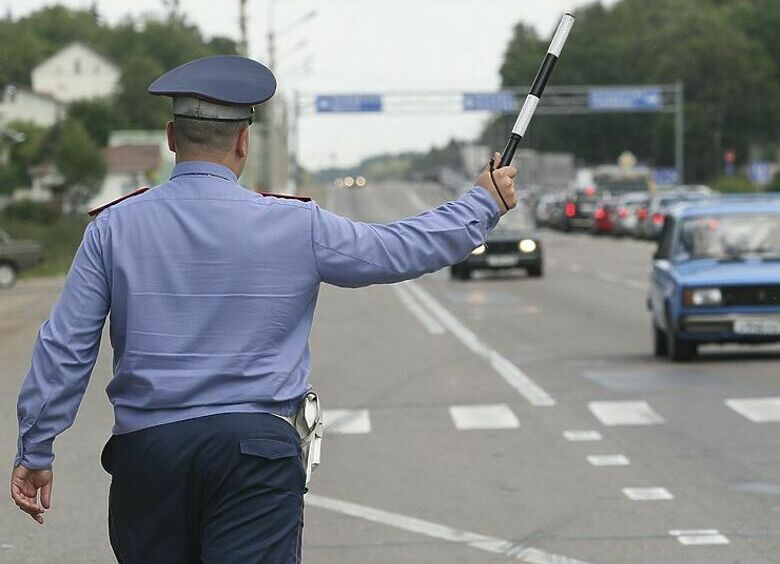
[747,161,773,185]
[463,92,517,112]
[588,87,663,111]
[652,168,679,186]
[315,95,382,113]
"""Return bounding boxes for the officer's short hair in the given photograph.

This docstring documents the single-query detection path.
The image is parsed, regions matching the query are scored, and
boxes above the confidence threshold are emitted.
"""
[173,117,248,154]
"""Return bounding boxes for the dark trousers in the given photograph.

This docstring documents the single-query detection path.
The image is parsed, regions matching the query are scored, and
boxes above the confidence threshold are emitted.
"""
[101,412,305,564]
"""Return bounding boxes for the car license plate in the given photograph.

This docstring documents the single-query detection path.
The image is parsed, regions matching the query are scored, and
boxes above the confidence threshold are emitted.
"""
[734,319,780,335]
[487,255,517,267]
[579,204,594,212]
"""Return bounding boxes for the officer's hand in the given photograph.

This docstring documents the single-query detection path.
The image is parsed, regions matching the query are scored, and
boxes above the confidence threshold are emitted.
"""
[10,465,52,525]
[475,152,518,215]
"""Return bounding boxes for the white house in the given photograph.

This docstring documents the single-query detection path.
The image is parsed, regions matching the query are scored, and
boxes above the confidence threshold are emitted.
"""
[0,84,63,128]
[31,42,120,103]
[87,144,161,211]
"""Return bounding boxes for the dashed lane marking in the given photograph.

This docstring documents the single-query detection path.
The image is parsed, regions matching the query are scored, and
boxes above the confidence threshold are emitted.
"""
[588,401,665,426]
[449,404,520,430]
[406,190,428,211]
[323,409,371,434]
[623,487,674,501]
[392,283,447,335]
[404,281,556,407]
[587,454,630,466]
[563,430,603,441]
[670,530,730,546]
[306,494,592,564]
[725,397,780,422]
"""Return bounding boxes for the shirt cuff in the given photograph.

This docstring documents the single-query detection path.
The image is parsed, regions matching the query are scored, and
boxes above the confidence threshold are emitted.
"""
[14,437,54,470]
[465,186,501,231]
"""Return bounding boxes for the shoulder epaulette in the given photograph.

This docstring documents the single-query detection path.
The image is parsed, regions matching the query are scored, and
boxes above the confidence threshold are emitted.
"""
[259,192,311,202]
[88,186,151,217]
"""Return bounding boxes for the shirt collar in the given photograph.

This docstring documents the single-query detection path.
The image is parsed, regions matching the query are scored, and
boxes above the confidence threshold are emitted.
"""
[170,161,238,183]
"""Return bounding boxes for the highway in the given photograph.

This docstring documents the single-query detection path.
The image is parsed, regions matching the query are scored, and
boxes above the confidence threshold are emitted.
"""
[1,181,779,563]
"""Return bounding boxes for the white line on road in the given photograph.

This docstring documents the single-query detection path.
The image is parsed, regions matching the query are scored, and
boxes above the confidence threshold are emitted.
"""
[306,494,592,564]
[406,190,429,211]
[589,401,665,426]
[587,454,630,466]
[449,404,520,430]
[669,529,730,546]
[392,284,447,335]
[404,281,555,407]
[594,272,621,284]
[563,430,603,442]
[622,487,674,501]
[323,409,372,434]
[725,397,780,422]
[623,279,647,291]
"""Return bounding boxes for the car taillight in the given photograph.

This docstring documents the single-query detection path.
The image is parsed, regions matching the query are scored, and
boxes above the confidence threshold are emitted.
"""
[565,203,576,217]
[594,208,606,220]
[652,213,664,225]
[637,208,647,220]
[618,208,629,218]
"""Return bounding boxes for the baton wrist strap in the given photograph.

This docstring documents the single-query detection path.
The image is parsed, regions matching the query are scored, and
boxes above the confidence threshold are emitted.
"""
[488,158,510,212]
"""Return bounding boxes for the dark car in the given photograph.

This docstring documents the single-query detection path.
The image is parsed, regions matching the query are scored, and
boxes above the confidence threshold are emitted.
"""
[451,205,543,280]
[562,187,600,231]
[649,198,780,361]
[0,227,42,288]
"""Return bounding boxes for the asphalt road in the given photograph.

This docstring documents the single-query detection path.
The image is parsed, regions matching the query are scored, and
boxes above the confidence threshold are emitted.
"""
[1,180,779,563]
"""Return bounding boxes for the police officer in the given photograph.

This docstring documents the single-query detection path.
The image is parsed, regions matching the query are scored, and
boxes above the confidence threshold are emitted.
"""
[10,55,517,563]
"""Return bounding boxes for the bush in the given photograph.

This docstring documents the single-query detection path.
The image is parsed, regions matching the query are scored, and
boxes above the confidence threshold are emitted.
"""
[2,200,60,223]
[710,175,757,193]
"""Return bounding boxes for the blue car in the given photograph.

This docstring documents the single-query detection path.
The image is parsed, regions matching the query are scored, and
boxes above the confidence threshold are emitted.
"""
[649,198,780,361]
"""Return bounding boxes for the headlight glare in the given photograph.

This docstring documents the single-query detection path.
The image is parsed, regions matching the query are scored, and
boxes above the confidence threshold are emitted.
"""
[472,244,486,256]
[518,239,537,253]
[688,288,722,306]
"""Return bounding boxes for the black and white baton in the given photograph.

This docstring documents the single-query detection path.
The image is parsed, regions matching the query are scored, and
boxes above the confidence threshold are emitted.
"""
[498,13,575,168]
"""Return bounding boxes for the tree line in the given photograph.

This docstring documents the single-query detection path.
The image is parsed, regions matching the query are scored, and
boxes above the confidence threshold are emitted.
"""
[483,0,780,183]
[0,6,237,200]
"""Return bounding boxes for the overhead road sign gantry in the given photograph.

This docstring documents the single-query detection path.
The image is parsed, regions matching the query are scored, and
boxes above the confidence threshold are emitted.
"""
[315,94,383,113]
[463,92,517,113]
[588,87,663,112]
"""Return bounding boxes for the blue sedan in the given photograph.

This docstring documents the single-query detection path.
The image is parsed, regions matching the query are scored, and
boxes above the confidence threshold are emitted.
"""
[649,198,780,361]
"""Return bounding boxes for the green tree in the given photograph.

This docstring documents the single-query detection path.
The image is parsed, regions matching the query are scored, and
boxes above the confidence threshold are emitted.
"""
[53,120,105,207]
[67,99,128,146]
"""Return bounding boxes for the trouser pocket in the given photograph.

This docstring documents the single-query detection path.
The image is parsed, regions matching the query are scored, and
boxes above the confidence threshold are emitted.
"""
[238,438,306,491]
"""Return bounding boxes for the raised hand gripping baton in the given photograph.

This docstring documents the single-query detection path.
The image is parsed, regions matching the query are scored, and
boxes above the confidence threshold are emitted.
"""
[498,13,576,168]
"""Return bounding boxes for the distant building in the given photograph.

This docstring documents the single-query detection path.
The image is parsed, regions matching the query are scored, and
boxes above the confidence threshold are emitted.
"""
[0,126,25,166]
[31,42,120,103]
[14,163,62,203]
[0,84,63,128]
[88,144,161,210]
[108,130,174,182]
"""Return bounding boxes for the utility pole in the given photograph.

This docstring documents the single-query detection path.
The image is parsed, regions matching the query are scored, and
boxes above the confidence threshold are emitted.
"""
[238,0,249,56]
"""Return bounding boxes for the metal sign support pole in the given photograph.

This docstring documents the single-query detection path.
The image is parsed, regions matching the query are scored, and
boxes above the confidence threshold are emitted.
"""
[675,81,685,184]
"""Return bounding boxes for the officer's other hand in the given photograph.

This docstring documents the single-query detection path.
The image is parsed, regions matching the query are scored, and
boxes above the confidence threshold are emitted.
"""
[10,465,52,525]
[475,152,518,215]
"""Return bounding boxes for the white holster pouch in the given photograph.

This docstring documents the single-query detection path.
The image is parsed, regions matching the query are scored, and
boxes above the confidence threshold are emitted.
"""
[292,392,323,486]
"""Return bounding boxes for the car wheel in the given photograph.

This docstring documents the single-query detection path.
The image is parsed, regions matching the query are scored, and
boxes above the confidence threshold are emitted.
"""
[0,262,18,289]
[665,311,697,361]
[653,321,668,357]
[527,265,543,278]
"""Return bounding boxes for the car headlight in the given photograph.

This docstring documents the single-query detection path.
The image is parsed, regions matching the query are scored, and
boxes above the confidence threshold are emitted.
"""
[471,244,486,256]
[518,239,537,253]
[685,288,722,306]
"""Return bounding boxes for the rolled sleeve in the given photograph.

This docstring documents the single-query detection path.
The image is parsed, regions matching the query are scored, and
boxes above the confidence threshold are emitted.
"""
[311,186,500,287]
[15,221,110,469]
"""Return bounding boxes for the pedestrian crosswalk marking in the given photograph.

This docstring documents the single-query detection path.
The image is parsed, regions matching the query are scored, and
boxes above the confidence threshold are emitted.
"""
[323,409,371,434]
[449,404,520,430]
[623,487,674,501]
[725,397,780,422]
[670,529,730,546]
[589,401,665,426]
[563,430,602,441]
[587,454,630,466]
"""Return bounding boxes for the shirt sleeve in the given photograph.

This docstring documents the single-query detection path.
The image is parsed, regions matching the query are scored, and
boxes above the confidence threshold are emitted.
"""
[15,221,110,470]
[311,186,500,287]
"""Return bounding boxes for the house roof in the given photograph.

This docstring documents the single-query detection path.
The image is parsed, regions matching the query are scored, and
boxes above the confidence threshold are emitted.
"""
[33,41,119,74]
[104,144,161,174]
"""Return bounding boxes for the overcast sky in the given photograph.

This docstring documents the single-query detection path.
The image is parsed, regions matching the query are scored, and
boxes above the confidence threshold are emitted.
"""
[12,0,615,169]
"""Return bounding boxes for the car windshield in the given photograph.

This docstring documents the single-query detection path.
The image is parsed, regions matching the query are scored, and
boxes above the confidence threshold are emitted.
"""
[678,213,780,260]
[495,206,536,233]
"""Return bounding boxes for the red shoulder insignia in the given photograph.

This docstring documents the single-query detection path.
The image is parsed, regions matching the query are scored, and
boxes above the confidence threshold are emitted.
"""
[259,192,312,202]
[88,186,151,217]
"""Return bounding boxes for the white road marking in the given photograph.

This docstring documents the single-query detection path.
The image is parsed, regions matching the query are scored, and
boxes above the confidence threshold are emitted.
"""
[404,281,556,407]
[569,263,583,273]
[623,487,674,501]
[406,190,428,211]
[392,284,447,335]
[450,404,520,430]
[323,409,371,434]
[623,279,647,291]
[306,494,592,564]
[725,397,780,422]
[669,530,730,546]
[588,401,665,426]
[594,272,620,284]
[587,454,630,466]
[564,430,603,442]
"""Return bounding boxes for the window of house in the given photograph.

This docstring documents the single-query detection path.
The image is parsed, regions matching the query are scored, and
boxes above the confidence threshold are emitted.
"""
[74,59,82,74]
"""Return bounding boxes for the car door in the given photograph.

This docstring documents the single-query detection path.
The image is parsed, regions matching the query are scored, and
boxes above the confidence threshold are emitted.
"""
[650,217,676,329]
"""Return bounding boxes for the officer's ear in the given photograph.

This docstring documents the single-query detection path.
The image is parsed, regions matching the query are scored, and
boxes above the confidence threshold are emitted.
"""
[236,124,250,160]
[166,121,176,153]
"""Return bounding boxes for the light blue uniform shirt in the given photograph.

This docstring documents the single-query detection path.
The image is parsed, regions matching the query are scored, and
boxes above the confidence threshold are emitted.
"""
[15,161,499,469]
